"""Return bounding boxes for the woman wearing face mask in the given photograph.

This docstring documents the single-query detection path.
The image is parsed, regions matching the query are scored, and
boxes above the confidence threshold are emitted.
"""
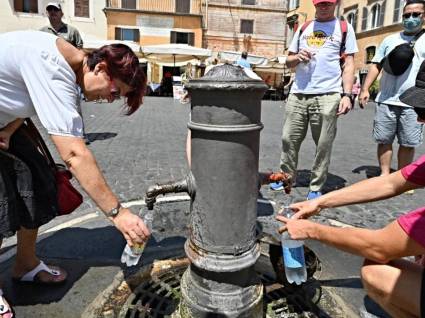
[0,30,149,317]
[359,0,425,185]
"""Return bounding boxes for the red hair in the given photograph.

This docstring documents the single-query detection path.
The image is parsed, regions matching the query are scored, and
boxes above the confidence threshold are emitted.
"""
[87,44,146,115]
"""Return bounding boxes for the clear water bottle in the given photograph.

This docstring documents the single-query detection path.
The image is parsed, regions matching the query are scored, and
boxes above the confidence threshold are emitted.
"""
[281,206,307,285]
[121,210,153,266]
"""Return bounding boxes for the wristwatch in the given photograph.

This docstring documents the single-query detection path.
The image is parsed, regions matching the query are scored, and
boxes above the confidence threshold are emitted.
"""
[341,92,353,99]
[106,202,122,218]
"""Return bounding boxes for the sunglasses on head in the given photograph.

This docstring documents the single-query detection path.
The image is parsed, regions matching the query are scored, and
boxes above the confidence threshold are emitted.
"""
[403,12,423,19]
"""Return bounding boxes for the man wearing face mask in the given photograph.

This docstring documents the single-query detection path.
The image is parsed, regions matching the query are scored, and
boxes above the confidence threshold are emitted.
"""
[359,0,425,183]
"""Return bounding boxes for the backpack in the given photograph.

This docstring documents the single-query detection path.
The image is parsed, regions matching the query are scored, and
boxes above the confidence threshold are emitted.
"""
[297,19,348,67]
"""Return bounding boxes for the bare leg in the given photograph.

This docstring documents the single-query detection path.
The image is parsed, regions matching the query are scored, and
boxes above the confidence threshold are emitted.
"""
[397,146,415,170]
[377,144,393,176]
[13,227,40,276]
[361,259,422,318]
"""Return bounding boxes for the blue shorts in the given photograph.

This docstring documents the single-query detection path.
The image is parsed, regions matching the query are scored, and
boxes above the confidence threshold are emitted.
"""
[373,103,424,147]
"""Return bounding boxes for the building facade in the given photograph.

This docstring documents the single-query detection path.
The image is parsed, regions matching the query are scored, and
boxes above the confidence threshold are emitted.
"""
[338,0,404,80]
[203,0,287,58]
[104,0,204,47]
[285,0,316,51]
[0,0,107,40]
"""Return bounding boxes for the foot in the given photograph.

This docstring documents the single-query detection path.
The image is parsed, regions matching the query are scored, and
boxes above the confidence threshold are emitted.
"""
[270,181,284,191]
[307,191,322,200]
[12,261,67,284]
[0,290,13,318]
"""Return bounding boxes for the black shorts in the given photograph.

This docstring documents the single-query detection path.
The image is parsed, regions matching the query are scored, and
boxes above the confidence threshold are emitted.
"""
[0,127,58,238]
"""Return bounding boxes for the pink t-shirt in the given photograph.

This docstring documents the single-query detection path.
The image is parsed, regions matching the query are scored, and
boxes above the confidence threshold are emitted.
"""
[397,155,425,248]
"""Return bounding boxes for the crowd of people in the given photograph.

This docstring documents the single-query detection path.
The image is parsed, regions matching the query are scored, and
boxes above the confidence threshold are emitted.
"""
[1,0,425,317]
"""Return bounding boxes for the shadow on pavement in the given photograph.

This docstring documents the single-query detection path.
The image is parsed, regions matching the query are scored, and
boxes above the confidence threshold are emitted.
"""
[295,169,347,192]
[0,225,186,307]
[86,132,117,143]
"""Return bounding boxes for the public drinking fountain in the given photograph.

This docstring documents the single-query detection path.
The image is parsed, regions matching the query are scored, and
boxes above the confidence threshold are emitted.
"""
[98,65,353,318]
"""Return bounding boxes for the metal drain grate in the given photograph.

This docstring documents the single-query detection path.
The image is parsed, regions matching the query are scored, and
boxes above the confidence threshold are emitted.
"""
[119,261,326,318]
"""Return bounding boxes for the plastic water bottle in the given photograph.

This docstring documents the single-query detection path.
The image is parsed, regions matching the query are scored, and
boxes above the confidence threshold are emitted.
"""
[121,210,153,266]
[281,206,307,285]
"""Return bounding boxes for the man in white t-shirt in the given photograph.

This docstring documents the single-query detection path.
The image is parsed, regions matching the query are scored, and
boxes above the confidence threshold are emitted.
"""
[271,0,358,200]
[359,0,425,180]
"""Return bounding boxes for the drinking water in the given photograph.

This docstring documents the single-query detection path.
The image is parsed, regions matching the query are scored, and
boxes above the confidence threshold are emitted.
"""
[121,210,153,266]
[280,206,307,285]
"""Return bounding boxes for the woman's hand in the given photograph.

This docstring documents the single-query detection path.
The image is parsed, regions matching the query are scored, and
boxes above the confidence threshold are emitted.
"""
[0,130,12,150]
[290,200,322,220]
[112,208,151,246]
[276,215,316,240]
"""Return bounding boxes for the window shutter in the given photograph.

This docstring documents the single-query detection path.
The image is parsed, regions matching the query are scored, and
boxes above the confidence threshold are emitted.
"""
[133,29,140,42]
[30,0,38,13]
[352,11,357,32]
[378,0,386,26]
[188,33,195,46]
[170,31,177,43]
[122,0,136,9]
[115,27,122,40]
[14,0,23,12]
[176,0,190,13]
[75,0,90,17]
[393,0,401,22]
[362,7,368,31]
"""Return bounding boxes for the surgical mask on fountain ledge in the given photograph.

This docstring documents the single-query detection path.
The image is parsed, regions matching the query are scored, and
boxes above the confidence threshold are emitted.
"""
[403,16,423,34]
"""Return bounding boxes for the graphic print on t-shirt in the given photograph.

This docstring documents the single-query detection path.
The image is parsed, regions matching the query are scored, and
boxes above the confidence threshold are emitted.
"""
[304,30,333,49]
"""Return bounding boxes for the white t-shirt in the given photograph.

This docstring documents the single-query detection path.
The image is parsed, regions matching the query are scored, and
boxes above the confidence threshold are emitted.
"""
[0,30,83,137]
[289,19,358,94]
[372,32,425,107]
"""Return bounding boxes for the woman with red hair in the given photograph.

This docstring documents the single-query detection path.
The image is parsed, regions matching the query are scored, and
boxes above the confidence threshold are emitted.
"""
[0,30,147,317]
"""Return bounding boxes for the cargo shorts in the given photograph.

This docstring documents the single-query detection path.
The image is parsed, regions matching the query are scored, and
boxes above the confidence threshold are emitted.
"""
[373,103,424,147]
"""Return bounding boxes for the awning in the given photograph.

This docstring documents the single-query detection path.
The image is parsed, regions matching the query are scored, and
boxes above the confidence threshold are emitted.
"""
[140,44,212,65]
[253,56,290,74]
[217,51,267,66]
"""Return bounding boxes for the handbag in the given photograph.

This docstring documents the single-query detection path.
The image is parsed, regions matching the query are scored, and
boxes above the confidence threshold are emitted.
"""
[24,119,83,215]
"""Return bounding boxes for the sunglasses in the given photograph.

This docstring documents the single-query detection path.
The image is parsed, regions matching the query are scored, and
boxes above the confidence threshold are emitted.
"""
[403,12,423,19]
[47,7,61,12]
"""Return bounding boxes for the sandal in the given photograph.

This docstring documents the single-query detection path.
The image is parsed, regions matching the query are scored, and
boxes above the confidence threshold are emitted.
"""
[12,261,67,285]
[0,289,14,318]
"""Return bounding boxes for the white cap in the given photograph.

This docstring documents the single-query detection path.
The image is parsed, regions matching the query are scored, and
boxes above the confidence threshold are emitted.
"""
[46,2,62,10]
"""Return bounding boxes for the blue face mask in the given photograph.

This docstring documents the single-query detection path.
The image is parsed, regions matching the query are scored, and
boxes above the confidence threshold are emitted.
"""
[403,16,423,33]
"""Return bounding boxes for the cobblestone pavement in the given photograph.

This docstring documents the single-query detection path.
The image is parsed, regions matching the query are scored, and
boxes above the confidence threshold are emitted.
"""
[73,97,425,230]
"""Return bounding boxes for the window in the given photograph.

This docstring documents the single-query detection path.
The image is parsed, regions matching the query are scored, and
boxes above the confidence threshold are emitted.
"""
[115,28,140,42]
[242,0,256,4]
[170,31,195,45]
[240,19,254,34]
[346,11,357,32]
[14,0,38,13]
[75,0,90,18]
[122,0,136,9]
[370,4,380,28]
[176,0,190,13]
[393,0,403,23]
[288,0,300,11]
[365,46,376,63]
[361,7,368,31]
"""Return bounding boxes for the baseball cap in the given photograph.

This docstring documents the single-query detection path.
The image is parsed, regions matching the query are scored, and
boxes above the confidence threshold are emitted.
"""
[399,60,425,108]
[313,0,337,4]
[46,2,62,10]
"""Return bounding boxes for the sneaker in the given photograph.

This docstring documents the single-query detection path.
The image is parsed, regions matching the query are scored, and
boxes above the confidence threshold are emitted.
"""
[270,181,284,191]
[307,191,322,200]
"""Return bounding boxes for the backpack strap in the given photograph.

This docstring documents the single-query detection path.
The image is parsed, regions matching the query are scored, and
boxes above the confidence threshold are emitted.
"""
[297,20,313,52]
[339,19,348,56]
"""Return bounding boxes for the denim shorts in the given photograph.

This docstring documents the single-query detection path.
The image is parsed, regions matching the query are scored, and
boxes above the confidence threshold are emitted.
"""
[373,103,424,147]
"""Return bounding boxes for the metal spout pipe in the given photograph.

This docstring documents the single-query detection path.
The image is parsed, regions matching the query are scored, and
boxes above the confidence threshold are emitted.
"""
[145,173,196,210]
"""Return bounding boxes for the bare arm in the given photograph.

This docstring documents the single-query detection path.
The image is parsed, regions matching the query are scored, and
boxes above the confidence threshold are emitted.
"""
[278,218,425,264]
[337,54,355,115]
[51,135,150,246]
[0,118,24,150]
[359,63,381,108]
[285,50,312,68]
[291,171,420,219]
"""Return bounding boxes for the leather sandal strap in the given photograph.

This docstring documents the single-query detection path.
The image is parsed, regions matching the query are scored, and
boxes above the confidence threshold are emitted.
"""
[20,261,60,282]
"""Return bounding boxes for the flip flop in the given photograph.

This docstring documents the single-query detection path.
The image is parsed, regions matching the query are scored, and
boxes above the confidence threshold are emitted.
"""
[12,261,67,285]
[0,289,14,318]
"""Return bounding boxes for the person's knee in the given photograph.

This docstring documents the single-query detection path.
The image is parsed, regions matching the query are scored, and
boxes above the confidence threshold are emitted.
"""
[361,260,390,302]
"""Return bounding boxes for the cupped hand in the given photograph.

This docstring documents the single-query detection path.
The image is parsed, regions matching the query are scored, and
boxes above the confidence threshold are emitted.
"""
[113,208,151,246]
[358,90,369,109]
[337,96,352,116]
[0,130,11,150]
[297,49,313,63]
[290,200,322,220]
[276,215,315,240]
